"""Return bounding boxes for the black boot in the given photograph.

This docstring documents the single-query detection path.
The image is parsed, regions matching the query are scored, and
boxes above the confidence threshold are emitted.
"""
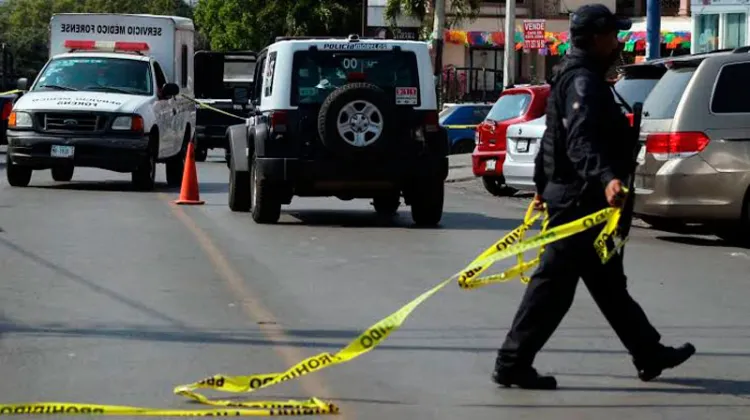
[492,366,558,390]
[634,343,696,382]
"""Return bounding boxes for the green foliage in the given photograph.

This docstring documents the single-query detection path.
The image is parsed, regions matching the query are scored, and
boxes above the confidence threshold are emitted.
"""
[384,0,481,33]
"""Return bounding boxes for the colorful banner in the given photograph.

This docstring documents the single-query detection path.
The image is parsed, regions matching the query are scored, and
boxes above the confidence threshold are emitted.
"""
[440,29,691,56]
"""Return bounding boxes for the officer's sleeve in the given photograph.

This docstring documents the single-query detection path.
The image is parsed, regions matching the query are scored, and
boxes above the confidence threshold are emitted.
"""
[563,74,617,189]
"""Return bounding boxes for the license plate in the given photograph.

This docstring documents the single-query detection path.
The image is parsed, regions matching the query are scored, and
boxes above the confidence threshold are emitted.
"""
[515,139,530,153]
[51,145,74,158]
[485,159,496,171]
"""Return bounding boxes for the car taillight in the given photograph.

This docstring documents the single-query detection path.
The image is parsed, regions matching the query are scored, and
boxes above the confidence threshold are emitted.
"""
[270,111,287,133]
[645,132,710,161]
[1,101,12,121]
[625,113,634,127]
[423,111,439,133]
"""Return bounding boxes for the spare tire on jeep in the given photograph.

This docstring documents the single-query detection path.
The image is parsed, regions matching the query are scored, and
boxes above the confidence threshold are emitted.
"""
[317,82,396,158]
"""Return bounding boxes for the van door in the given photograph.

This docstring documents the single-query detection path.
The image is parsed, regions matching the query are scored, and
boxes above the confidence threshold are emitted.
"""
[152,60,177,158]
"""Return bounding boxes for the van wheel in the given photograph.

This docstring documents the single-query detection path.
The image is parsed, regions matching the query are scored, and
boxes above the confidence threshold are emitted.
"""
[132,150,156,191]
[51,166,74,182]
[228,156,250,212]
[250,153,281,224]
[166,139,188,188]
[410,180,444,227]
[373,192,400,217]
[482,176,516,197]
[6,159,32,187]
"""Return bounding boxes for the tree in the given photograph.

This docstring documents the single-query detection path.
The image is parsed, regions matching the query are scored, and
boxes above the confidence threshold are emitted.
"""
[384,0,481,37]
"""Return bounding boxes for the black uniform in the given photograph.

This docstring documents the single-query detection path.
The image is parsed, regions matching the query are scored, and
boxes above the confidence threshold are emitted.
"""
[492,4,695,389]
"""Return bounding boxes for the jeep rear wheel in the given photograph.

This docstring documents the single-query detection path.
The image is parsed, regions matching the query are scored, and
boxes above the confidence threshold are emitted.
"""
[228,156,250,212]
[250,154,281,224]
[410,181,444,227]
[318,83,395,158]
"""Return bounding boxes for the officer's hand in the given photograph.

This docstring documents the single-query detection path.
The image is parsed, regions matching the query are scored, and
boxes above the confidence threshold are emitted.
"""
[605,179,626,207]
[532,193,545,211]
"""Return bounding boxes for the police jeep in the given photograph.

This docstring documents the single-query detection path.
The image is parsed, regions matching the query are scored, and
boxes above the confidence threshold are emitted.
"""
[225,35,449,226]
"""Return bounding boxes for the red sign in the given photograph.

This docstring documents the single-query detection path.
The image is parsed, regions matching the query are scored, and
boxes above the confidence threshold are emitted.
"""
[523,19,546,50]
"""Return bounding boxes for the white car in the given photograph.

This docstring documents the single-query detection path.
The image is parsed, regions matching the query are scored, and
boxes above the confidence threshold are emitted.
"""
[503,115,546,191]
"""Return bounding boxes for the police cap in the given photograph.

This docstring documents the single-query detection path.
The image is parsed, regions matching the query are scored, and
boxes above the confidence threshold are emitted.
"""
[570,4,632,36]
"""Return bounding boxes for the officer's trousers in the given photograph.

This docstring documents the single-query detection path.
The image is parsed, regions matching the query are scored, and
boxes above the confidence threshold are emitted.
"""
[496,227,662,369]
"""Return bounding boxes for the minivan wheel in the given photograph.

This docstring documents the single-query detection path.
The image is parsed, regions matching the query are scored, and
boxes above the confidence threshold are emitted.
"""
[482,176,515,197]
[715,193,750,245]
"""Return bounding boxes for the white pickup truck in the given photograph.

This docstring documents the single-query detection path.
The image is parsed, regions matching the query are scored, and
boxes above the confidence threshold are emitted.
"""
[5,13,197,190]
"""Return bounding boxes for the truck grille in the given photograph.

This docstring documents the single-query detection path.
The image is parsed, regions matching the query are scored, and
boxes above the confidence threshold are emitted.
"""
[39,113,102,133]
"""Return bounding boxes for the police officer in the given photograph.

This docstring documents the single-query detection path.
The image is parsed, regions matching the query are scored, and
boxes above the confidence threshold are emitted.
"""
[491,4,695,390]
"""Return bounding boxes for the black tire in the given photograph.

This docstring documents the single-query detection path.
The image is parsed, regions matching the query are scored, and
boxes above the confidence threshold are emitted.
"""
[639,215,684,232]
[373,193,400,217]
[165,152,185,188]
[410,180,444,227]
[250,153,281,224]
[482,176,515,197]
[51,165,74,182]
[714,191,750,245]
[195,146,208,162]
[6,158,32,187]
[451,139,475,154]
[132,149,156,191]
[228,156,251,212]
[318,82,395,158]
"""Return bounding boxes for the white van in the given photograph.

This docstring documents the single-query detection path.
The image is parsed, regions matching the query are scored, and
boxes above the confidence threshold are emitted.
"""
[5,13,196,190]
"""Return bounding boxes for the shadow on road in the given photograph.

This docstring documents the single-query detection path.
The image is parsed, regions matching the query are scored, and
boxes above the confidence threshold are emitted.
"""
[0,237,187,327]
[30,180,179,193]
[283,209,523,230]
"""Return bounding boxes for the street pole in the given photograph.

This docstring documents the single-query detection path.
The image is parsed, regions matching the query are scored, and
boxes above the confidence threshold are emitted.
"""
[433,0,446,106]
[362,0,368,37]
[646,0,661,60]
[503,0,516,88]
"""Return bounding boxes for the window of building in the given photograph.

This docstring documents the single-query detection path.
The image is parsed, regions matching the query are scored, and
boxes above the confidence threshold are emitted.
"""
[696,14,720,53]
[724,13,747,49]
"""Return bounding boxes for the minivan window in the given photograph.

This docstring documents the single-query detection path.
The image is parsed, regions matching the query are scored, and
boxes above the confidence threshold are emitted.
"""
[642,68,696,119]
[711,62,750,113]
[486,93,531,122]
[613,77,660,108]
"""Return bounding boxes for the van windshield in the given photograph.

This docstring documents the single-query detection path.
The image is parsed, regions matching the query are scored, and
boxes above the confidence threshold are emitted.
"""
[642,67,697,119]
[290,50,419,105]
[32,57,153,96]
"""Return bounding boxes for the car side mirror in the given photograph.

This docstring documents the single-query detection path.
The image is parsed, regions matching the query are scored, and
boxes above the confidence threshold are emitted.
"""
[232,87,249,105]
[160,82,179,99]
[16,77,28,91]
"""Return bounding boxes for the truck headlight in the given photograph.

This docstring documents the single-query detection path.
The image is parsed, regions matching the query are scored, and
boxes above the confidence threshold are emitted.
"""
[112,115,144,132]
[9,111,33,129]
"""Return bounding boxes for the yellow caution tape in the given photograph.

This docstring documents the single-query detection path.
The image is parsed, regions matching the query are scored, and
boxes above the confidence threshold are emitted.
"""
[181,94,249,122]
[443,124,478,129]
[0,89,22,96]
[0,199,626,416]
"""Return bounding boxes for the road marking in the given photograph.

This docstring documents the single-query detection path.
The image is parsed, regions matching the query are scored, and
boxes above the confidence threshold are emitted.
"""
[162,195,350,419]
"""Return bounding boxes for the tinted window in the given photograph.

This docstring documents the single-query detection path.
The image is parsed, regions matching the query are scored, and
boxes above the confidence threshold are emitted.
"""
[642,68,696,119]
[264,52,277,97]
[486,93,531,122]
[711,62,750,113]
[181,45,188,88]
[613,77,659,107]
[291,50,418,106]
[33,57,153,96]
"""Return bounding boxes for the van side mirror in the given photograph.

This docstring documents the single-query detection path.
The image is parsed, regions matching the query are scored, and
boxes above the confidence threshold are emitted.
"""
[160,82,179,99]
[232,87,249,105]
[16,77,28,91]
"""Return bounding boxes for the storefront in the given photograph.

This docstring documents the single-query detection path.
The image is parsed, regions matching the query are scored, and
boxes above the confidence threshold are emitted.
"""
[690,0,749,53]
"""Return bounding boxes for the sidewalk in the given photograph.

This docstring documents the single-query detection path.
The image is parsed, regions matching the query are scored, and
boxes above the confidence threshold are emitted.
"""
[446,153,474,183]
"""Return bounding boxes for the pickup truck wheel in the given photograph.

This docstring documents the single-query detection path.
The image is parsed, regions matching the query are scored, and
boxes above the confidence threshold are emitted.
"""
[51,165,74,182]
[482,176,515,197]
[250,154,281,224]
[373,193,400,217]
[132,150,156,191]
[228,157,250,212]
[195,146,208,162]
[165,149,185,188]
[410,180,444,227]
[6,159,32,187]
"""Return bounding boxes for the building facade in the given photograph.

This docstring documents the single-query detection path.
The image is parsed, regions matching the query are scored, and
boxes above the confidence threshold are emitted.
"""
[690,0,748,53]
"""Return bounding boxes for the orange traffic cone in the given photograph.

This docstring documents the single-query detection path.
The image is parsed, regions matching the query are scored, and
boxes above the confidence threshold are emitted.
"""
[174,140,205,205]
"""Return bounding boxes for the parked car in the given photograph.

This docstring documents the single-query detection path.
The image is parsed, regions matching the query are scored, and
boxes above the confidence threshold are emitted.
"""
[634,47,750,242]
[439,102,492,154]
[503,58,670,192]
[471,84,549,196]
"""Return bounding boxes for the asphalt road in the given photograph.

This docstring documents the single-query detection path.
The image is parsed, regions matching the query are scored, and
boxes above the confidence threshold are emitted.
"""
[1,150,749,420]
